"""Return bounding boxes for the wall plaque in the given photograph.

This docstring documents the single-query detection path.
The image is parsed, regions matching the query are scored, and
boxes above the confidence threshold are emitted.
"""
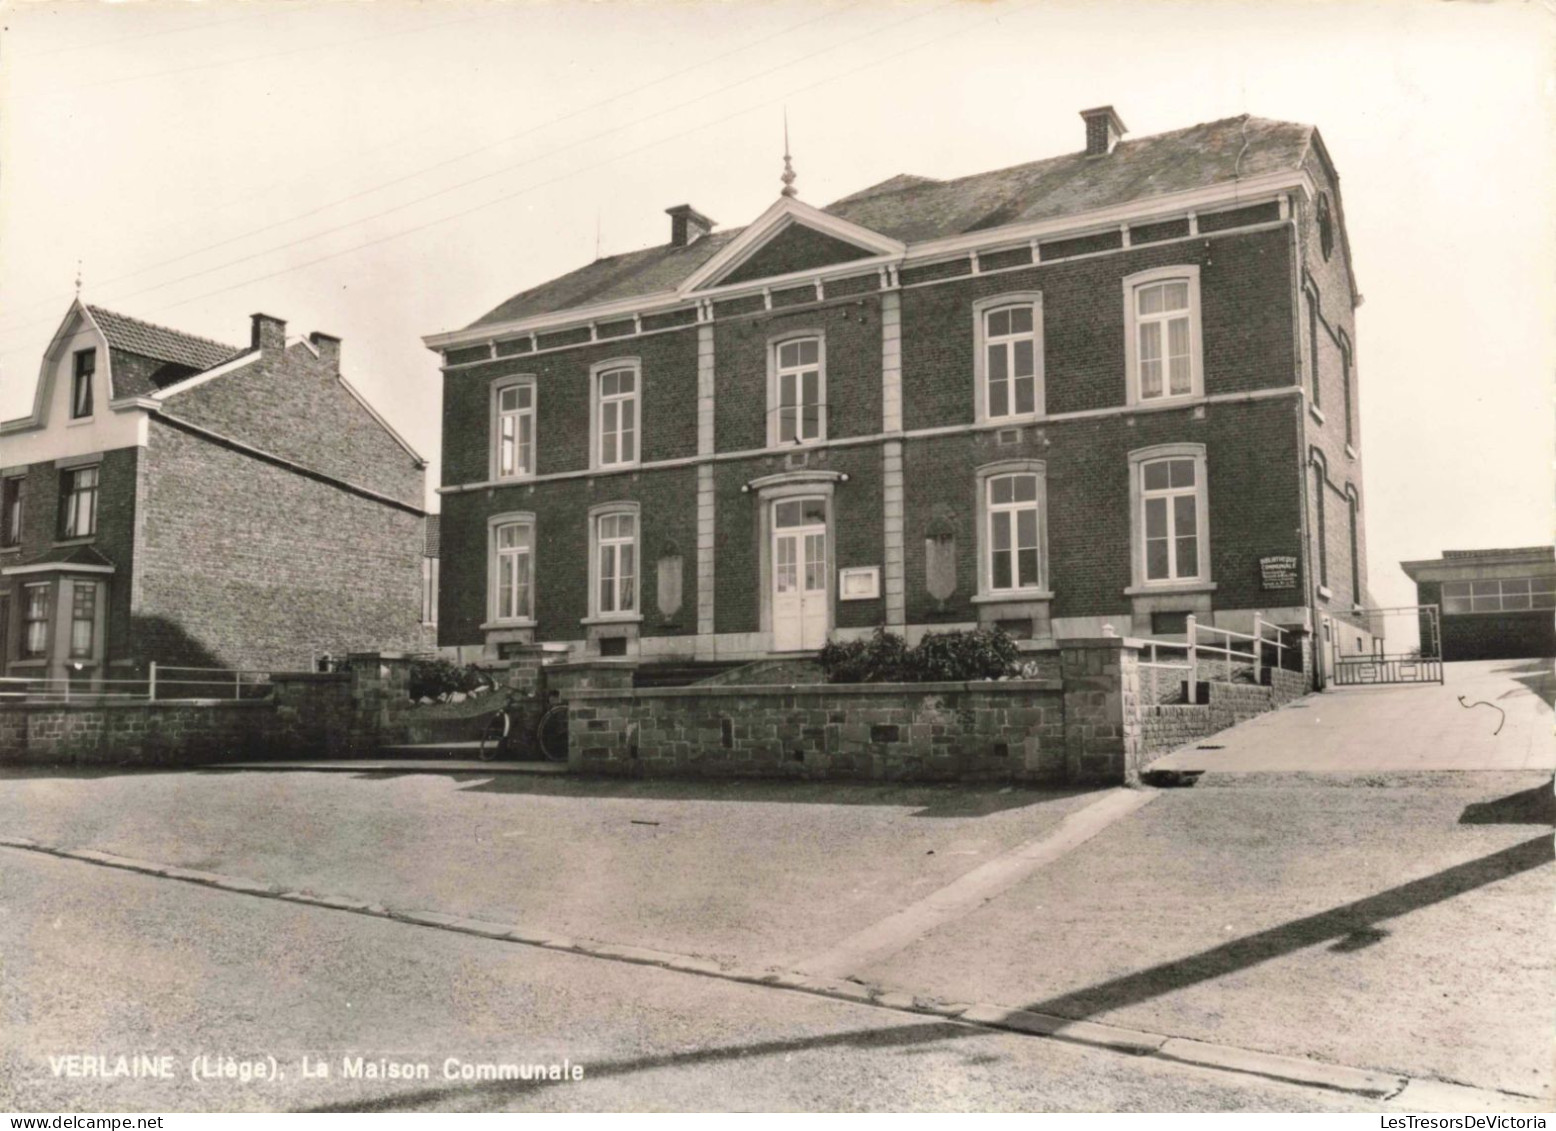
[1260,555,1299,590]
[839,566,881,600]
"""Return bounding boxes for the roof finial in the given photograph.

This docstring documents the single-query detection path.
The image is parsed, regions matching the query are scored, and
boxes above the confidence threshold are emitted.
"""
[74,259,83,299]
[780,110,797,198]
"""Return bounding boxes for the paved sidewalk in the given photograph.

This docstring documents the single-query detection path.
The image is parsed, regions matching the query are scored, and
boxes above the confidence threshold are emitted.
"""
[1152,659,1553,774]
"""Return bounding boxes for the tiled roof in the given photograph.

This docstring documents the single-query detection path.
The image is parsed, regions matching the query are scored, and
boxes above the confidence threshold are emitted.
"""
[87,305,242,372]
[466,115,1313,329]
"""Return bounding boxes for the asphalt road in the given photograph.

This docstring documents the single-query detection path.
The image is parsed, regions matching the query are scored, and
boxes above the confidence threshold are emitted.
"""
[0,850,1385,1113]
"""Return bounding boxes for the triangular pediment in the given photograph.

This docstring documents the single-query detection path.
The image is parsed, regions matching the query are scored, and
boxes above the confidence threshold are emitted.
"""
[680,197,902,295]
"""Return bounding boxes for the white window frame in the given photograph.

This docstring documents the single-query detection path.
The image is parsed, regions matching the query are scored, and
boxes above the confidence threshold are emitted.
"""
[974,460,1049,598]
[767,333,826,447]
[587,502,642,622]
[486,512,536,626]
[590,358,640,471]
[1128,444,1211,589]
[1442,577,1556,615]
[973,293,1045,423]
[491,377,536,480]
[1123,266,1204,406]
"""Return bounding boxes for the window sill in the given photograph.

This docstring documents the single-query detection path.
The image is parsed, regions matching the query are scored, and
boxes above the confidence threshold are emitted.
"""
[1352,604,1364,614]
[1309,403,1326,424]
[66,416,96,428]
[492,472,537,485]
[52,537,97,548]
[1127,391,1201,410]
[1344,444,1359,461]
[1123,581,1217,597]
[581,614,644,626]
[591,463,641,475]
[479,619,535,631]
[976,414,1047,429]
[0,545,20,555]
[971,590,1054,604]
[1316,585,1333,601]
[767,437,829,451]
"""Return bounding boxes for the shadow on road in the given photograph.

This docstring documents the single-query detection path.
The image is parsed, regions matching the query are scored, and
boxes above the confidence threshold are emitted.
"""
[1459,780,1555,826]
[300,834,1553,1112]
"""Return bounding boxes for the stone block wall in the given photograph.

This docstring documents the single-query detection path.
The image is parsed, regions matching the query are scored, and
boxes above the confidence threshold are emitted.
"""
[566,680,1067,783]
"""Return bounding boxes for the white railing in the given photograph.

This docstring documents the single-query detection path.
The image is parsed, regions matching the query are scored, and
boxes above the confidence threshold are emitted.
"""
[1136,615,1293,703]
[0,663,277,703]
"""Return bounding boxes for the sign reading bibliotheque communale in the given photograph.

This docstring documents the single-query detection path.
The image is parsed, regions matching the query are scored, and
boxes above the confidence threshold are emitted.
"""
[1260,555,1299,590]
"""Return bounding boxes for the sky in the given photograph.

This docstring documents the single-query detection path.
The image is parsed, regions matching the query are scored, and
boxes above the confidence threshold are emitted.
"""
[1,0,1551,614]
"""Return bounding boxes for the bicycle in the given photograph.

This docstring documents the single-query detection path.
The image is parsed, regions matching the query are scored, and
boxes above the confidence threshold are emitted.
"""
[477,691,570,762]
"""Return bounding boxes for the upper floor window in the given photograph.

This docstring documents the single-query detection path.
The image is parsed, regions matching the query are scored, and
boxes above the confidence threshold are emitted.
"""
[1339,330,1354,448]
[71,350,96,420]
[982,468,1046,593]
[1316,192,1335,261]
[1130,445,1209,587]
[1123,268,1202,405]
[974,294,1044,422]
[489,515,535,623]
[592,361,638,469]
[591,506,639,618]
[1346,486,1361,603]
[1,477,21,548]
[58,464,98,539]
[770,336,825,445]
[493,380,535,479]
[1305,280,1323,413]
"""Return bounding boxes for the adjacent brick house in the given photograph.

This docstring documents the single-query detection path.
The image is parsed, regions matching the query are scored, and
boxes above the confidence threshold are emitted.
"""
[0,302,429,689]
[424,108,1375,678]
[1401,547,1556,662]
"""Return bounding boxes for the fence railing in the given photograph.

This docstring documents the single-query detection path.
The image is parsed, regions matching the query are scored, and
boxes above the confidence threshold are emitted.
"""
[1135,615,1294,703]
[0,663,277,703]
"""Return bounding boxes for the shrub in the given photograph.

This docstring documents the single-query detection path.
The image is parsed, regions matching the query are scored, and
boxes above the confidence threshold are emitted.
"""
[911,627,1022,682]
[819,626,1021,684]
[818,626,913,684]
[408,659,493,702]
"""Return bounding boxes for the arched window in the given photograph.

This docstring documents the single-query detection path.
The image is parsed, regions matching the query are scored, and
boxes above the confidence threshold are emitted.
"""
[973,294,1044,422]
[1123,268,1203,404]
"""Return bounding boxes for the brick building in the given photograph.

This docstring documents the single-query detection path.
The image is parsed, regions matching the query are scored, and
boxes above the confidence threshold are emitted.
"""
[1401,547,1556,662]
[425,108,1375,674]
[0,302,430,689]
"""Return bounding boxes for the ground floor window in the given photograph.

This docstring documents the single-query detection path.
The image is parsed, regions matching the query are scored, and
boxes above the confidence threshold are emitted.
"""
[69,583,97,659]
[492,519,534,622]
[22,583,48,659]
[592,508,638,617]
[1442,577,1556,614]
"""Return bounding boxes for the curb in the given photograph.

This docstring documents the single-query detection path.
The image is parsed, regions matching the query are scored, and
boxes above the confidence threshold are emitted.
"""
[0,834,1540,1111]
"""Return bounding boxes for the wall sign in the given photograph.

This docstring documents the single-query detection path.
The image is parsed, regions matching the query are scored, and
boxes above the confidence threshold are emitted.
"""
[839,566,881,600]
[1260,555,1299,590]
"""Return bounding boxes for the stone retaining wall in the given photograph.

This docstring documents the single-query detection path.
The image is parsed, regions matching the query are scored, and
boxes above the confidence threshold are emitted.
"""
[567,679,1070,783]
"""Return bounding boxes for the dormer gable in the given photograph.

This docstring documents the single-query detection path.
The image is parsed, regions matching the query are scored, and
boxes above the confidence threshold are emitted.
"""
[679,196,903,295]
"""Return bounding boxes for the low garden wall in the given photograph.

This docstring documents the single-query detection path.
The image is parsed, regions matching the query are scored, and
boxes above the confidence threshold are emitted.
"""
[567,680,1069,783]
[1139,666,1310,765]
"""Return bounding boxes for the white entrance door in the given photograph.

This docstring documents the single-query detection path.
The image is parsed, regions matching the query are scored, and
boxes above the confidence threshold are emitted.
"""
[772,497,828,652]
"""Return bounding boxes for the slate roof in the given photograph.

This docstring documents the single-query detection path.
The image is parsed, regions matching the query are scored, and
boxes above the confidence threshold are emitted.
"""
[5,544,117,572]
[466,115,1314,330]
[87,305,243,373]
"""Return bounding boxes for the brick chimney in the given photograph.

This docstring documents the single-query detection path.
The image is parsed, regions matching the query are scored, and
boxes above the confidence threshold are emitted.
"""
[1080,106,1127,156]
[250,312,287,353]
[666,204,715,248]
[309,331,341,371]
